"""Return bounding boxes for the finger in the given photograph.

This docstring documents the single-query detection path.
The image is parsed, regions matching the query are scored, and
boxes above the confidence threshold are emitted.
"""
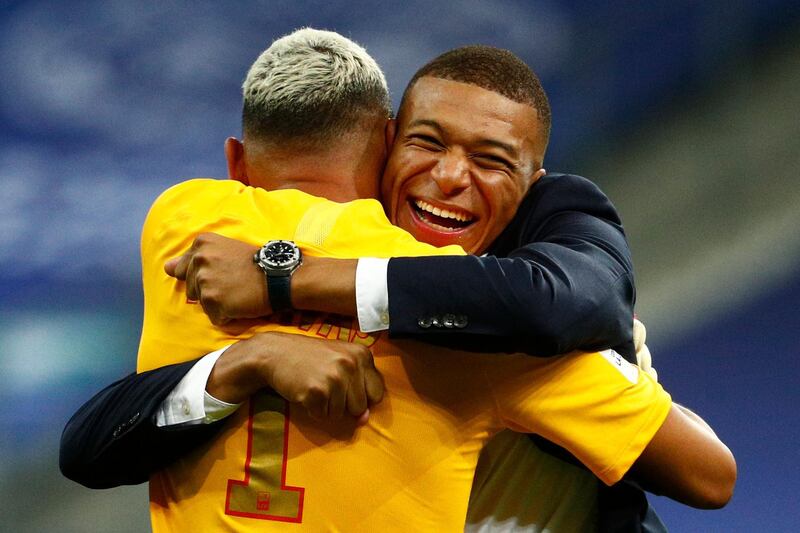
[207,312,231,327]
[649,367,659,383]
[345,373,368,419]
[166,252,192,280]
[633,318,647,353]
[164,257,179,277]
[364,367,385,406]
[327,380,346,421]
[184,256,200,301]
[303,389,328,422]
[637,343,653,374]
[200,296,225,326]
[356,408,370,426]
[345,352,368,418]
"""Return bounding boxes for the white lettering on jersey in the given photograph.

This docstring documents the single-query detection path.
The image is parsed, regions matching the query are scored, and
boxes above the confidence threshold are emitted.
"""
[599,349,639,384]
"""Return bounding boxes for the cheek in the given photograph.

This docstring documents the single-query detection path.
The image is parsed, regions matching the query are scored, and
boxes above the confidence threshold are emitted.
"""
[482,177,525,216]
[388,151,432,196]
[476,179,525,243]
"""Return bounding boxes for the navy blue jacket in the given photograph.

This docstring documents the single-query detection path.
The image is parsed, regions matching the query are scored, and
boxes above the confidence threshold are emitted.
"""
[60,174,663,531]
[387,173,635,358]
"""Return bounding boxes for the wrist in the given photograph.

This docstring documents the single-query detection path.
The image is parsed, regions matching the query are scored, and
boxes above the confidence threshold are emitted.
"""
[292,257,358,316]
[250,333,281,393]
[206,338,272,403]
[254,240,302,314]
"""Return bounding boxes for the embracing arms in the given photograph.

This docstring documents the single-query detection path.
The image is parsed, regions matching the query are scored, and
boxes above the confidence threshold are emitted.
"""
[59,359,219,488]
[60,332,384,488]
[61,174,636,488]
[173,174,636,357]
[61,325,735,510]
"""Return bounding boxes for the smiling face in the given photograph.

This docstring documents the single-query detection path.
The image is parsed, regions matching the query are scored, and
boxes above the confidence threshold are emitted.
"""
[381,77,547,254]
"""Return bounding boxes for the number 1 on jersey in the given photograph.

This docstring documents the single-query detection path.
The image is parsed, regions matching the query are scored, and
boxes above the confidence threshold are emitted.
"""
[225,392,305,522]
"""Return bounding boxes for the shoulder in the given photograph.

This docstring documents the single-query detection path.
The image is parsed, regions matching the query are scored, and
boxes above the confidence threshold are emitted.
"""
[490,173,623,252]
[534,173,603,193]
[153,178,243,205]
[145,179,330,230]
[521,173,619,222]
[145,179,242,224]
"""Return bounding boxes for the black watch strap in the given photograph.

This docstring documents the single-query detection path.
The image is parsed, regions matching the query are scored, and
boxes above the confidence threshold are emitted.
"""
[268,274,293,313]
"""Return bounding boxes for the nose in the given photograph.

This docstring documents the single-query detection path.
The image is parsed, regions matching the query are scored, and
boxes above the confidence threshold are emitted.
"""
[431,152,471,196]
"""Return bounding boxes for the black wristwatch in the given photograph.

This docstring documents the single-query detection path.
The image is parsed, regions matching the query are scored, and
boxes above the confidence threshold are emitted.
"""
[253,240,303,313]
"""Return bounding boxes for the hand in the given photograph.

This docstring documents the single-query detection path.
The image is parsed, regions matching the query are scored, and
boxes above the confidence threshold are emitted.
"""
[633,318,658,382]
[208,332,385,425]
[165,233,269,325]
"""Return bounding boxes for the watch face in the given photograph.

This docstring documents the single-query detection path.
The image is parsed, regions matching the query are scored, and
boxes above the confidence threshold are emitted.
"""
[261,240,301,271]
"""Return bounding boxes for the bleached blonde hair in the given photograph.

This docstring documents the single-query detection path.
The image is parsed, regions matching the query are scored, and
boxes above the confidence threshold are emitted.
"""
[242,28,391,143]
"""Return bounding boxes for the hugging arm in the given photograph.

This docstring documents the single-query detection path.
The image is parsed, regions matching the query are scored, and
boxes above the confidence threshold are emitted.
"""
[59,359,221,489]
[59,332,384,489]
[630,404,736,509]
[177,174,636,358]
[61,175,638,491]
[385,174,634,355]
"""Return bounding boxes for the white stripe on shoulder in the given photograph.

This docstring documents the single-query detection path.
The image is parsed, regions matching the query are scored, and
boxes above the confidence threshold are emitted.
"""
[599,349,639,384]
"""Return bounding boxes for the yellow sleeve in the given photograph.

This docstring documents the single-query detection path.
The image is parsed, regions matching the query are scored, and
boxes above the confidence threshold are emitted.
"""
[141,179,326,251]
[486,350,672,485]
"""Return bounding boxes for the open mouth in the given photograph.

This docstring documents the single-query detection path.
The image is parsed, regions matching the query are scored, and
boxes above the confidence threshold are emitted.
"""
[410,199,475,232]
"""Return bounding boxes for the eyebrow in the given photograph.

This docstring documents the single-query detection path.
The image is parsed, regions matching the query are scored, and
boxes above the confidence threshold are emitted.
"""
[476,138,519,161]
[407,119,445,135]
[408,119,520,161]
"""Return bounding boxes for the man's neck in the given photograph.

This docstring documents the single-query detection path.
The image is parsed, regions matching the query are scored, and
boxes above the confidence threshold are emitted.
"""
[242,131,385,203]
[268,175,367,203]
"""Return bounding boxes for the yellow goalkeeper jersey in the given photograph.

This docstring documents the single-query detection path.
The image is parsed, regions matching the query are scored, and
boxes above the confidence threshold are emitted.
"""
[139,179,671,533]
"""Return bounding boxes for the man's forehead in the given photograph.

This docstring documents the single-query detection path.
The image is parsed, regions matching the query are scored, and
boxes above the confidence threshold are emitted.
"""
[401,77,545,165]
[406,76,536,112]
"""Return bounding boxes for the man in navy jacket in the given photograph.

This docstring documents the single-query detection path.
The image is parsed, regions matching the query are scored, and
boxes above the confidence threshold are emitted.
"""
[61,174,660,529]
[61,38,682,531]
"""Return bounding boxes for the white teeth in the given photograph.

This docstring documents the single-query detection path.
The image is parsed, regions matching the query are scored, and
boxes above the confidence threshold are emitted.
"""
[414,200,473,222]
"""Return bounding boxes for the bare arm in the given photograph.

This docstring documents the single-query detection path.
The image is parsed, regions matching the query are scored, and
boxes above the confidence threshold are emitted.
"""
[291,257,358,316]
[59,331,385,489]
[164,233,357,324]
[166,183,635,358]
[205,332,384,423]
[629,404,736,509]
[673,403,716,434]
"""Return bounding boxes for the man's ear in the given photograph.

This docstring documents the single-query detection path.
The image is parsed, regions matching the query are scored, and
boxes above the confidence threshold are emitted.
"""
[529,167,546,187]
[385,118,397,151]
[225,137,248,184]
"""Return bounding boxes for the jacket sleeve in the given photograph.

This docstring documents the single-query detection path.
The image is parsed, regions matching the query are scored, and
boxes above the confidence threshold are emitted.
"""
[385,174,635,357]
[59,359,224,489]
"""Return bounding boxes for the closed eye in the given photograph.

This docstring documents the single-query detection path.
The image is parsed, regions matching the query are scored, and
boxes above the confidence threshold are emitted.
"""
[472,153,515,171]
[407,134,444,150]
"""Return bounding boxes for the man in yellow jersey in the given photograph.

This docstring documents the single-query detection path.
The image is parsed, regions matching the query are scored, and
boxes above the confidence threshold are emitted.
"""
[139,168,725,533]
[127,30,734,532]
[60,29,734,532]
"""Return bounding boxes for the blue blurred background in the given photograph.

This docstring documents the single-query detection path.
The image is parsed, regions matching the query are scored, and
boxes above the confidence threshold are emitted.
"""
[1,1,799,530]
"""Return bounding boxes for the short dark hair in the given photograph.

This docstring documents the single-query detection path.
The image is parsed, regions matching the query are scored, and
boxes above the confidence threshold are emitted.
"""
[400,45,551,139]
[242,28,391,145]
